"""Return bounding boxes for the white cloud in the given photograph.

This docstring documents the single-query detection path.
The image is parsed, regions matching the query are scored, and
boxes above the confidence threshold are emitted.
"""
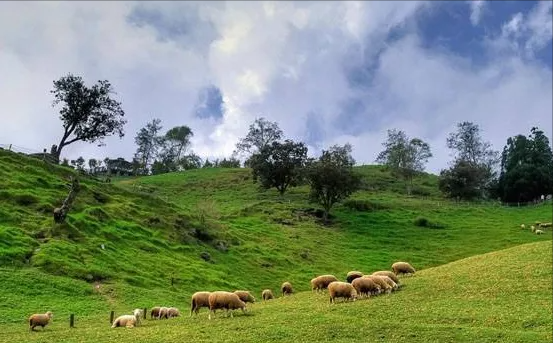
[468,0,485,26]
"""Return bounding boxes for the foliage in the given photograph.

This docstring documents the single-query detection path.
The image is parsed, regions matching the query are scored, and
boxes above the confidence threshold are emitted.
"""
[50,73,126,162]
[306,144,362,222]
[250,140,309,195]
[439,160,492,200]
[413,216,446,229]
[164,125,193,162]
[446,121,499,168]
[497,127,553,202]
[234,117,283,161]
[376,129,432,195]
[134,118,164,174]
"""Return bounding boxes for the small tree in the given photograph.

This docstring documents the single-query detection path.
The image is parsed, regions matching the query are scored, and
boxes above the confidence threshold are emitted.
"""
[218,157,241,168]
[88,158,98,174]
[134,118,164,174]
[250,140,309,195]
[306,144,361,223]
[376,129,432,195]
[233,117,283,161]
[438,160,491,200]
[75,156,85,171]
[164,126,193,162]
[50,74,126,162]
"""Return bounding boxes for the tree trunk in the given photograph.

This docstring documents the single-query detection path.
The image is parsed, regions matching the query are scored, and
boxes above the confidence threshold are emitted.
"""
[53,177,80,224]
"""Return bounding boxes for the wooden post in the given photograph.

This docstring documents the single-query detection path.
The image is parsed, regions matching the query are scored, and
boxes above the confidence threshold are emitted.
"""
[171,277,174,286]
[144,308,147,319]
[110,311,115,324]
[69,314,75,328]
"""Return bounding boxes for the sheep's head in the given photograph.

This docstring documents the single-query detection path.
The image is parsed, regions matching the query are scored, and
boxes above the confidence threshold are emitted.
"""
[351,289,358,301]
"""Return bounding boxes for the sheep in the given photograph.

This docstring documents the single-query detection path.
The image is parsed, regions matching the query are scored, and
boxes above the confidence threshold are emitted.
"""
[328,281,357,304]
[234,290,256,304]
[310,275,339,292]
[391,261,416,276]
[536,229,544,235]
[531,225,536,233]
[520,224,526,230]
[190,291,211,317]
[29,311,53,331]
[208,291,247,320]
[261,289,274,301]
[346,271,364,283]
[157,307,169,320]
[281,281,293,296]
[150,306,162,319]
[167,307,180,318]
[371,271,400,285]
[351,277,381,298]
[132,309,143,325]
[111,314,139,328]
[540,222,552,228]
[364,275,392,294]
[376,275,398,291]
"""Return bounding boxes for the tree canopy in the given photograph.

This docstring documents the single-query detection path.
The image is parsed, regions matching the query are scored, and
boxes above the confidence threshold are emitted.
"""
[234,117,283,162]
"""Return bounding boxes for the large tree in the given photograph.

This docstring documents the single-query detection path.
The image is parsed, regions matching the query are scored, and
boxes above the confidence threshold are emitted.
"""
[50,73,126,162]
[497,127,553,203]
[439,122,499,200]
[376,129,432,195]
[134,118,164,174]
[306,144,362,223]
[250,140,309,195]
[164,125,193,162]
[234,117,283,162]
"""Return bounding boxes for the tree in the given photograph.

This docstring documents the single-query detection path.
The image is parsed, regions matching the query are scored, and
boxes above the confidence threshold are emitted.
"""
[50,73,126,162]
[439,122,499,200]
[75,156,85,171]
[233,117,283,161]
[88,158,98,174]
[218,157,241,168]
[203,159,214,168]
[497,127,553,202]
[376,129,432,195]
[306,144,362,223]
[134,118,163,174]
[164,126,193,162]
[179,153,202,170]
[250,140,309,195]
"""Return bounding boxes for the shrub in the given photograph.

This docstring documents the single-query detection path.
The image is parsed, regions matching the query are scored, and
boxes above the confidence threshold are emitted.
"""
[414,216,446,229]
[14,193,39,206]
[343,199,389,212]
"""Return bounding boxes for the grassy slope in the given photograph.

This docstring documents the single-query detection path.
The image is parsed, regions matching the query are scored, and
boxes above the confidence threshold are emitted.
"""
[0,148,551,331]
[2,241,551,343]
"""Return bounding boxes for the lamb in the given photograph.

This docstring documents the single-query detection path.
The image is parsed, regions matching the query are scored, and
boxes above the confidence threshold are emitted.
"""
[190,291,211,317]
[536,229,544,235]
[364,275,392,294]
[310,275,339,292]
[371,270,400,285]
[132,309,143,325]
[29,311,53,331]
[261,289,274,301]
[520,224,526,230]
[281,281,293,296]
[328,281,357,304]
[111,311,140,328]
[208,291,247,320]
[234,290,256,304]
[167,307,180,318]
[391,261,416,276]
[351,277,380,298]
[346,271,364,283]
[531,225,536,233]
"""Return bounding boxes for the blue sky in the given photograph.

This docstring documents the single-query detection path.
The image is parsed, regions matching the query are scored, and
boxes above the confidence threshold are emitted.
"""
[0,1,551,173]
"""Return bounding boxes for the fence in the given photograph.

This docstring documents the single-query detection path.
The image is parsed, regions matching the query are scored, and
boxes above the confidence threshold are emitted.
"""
[1,143,57,163]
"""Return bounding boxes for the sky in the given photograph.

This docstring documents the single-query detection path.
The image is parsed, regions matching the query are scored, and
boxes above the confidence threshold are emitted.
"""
[0,1,551,174]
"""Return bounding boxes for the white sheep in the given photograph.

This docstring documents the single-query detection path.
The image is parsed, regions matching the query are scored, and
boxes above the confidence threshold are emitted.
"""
[520,224,526,230]
[535,229,544,235]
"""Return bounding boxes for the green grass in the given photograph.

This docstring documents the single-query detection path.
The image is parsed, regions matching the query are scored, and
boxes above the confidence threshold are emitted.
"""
[0,148,551,342]
[1,241,550,343]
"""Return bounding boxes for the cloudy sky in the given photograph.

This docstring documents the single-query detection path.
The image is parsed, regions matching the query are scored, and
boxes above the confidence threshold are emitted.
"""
[1,1,551,173]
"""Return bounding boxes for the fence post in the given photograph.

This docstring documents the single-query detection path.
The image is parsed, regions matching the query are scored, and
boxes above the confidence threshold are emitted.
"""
[110,311,115,324]
[144,308,147,319]
[70,314,75,328]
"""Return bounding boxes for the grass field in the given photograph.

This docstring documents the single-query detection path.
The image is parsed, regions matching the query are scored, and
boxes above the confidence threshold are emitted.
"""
[0,148,551,342]
[1,241,550,343]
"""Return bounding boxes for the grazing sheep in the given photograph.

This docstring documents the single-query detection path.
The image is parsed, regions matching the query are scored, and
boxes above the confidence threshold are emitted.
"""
[346,271,364,283]
[328,281,357,304]
[234,290,256,304]
[351,277,381,298]
[531,225,536,233]
[132,309,143,325]
[150,307,161,319]
[535,221,542,227]
[190,291,211,317]
[111,314,139,328]
[540,222,552,228]
[281,282,293,296]
[364,275,392,294]
[371,271,400,284]
[157,307,169,320]
[377,275,398,291]
[261,289,274,301]
[520,224,526,230]
[208,291,247,320]
[391,261,416,276]
[536,229,544,235]
[311,275,339,292]
[29,311,53,331]
[167,307,180,318]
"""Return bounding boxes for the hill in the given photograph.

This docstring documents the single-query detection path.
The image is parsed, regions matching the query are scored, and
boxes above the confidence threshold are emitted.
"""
[0,147,551,327]
[1,240,551,343]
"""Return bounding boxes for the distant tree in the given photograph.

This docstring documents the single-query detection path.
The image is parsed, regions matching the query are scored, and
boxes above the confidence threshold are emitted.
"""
[164,126,193,162]
[203,159,214,168]
[376,129,432,195]
[439,122,499,200]
[88,158,98,174]
[250,140,309,195]
[180,153,202,170]
[306,144,362,223]
[233,117,283,161]
[134,118,164,174]
[218,157,241,168]
[497,127,553,202]
[61,158,70,167]
[50,73,126,162]
[75,156,85,171]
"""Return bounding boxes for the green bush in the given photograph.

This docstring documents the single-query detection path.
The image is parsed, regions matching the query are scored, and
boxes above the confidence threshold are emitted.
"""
[414,216,446,229]
[343,199,389,212]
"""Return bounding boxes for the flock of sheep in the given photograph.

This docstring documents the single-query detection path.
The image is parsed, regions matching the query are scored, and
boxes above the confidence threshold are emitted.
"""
[28,261,416,331]
[520,221,552,235]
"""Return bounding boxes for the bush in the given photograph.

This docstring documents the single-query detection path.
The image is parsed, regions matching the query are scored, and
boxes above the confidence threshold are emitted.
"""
[343,199,389,212]
[14,193,40,206]
[413,216,446,229]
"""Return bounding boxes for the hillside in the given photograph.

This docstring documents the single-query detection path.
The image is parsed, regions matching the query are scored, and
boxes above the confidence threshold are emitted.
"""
[0,147,551,326]
[2,241,551,343]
